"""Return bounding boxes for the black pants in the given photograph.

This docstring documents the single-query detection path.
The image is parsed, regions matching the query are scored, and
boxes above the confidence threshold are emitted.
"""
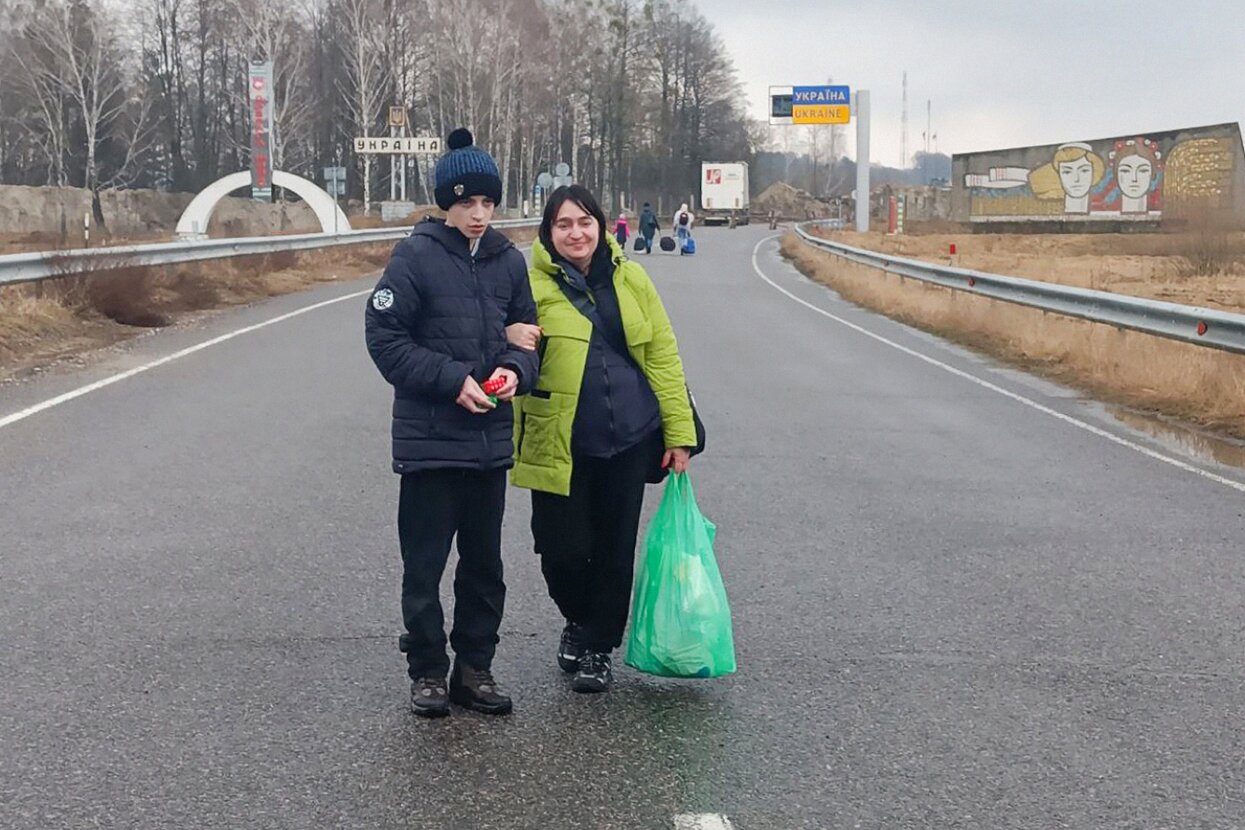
[398,468,507,679]
[530,435,653,653]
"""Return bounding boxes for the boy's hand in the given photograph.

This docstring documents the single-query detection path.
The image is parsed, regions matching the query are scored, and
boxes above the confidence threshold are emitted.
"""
[506,322,542,351]
[457,376,496,414]
[486,368,519,401]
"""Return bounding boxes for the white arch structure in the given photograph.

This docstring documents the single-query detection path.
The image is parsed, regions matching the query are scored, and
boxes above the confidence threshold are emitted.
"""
[175,170,351,239]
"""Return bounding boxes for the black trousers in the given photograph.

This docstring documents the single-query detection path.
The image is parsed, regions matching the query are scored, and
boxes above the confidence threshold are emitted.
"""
[530,435,654,653]
[397,468,507,679]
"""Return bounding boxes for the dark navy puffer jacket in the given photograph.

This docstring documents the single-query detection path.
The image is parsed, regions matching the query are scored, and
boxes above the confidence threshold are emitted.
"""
[365,219,540,474]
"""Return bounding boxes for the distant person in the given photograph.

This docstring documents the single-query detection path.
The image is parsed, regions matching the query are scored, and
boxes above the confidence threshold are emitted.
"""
[504,185,698,694]
[613,212,629,246]
[638,202,660,254]
[673,202,695,252]
[365,128,540,719]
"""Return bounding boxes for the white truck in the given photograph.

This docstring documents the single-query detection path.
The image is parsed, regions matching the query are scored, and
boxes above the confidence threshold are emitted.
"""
[700,161,750,226]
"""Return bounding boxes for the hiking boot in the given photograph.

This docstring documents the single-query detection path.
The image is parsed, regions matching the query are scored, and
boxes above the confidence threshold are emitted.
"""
[409,676,450,718]
[557,622,587,673]
[572,650,613,694]
[449,661,513,715]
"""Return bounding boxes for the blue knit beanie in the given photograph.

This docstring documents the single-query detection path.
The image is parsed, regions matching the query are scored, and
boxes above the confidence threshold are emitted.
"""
[434,128,502,210]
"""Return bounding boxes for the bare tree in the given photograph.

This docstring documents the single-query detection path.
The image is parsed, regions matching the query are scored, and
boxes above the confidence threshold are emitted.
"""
[9,8,72,186]
[1,0,758,214]
[339,0,388,213]
[26,0,131,216]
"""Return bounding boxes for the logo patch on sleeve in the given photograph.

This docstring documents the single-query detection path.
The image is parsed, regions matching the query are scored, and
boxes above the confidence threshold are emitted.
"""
[371,288,395,310]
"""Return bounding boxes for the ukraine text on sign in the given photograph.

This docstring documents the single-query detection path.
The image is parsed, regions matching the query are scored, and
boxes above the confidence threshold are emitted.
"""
[792,87,849,104]
[353,137,443,155]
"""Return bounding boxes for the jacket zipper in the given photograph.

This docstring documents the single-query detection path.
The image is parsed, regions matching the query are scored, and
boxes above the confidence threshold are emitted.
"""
[471,254,489,457]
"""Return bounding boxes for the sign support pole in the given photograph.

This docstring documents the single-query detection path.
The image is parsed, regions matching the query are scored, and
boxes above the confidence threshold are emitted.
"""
[334,147,341,235]
[855,89,871,233]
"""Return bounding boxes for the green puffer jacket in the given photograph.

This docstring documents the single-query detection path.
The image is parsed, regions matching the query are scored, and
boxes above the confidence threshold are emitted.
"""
[511,234,697,496]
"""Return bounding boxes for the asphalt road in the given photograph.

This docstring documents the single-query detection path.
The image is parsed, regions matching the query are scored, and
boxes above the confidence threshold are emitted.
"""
[2,225,1243,829]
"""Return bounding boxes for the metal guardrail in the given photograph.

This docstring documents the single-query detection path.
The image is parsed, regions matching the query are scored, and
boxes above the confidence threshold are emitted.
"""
[794,221,1245,356]
[0,218,540,287]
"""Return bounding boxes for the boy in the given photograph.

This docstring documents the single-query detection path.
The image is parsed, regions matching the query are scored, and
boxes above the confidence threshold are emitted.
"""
[365,128,539,717]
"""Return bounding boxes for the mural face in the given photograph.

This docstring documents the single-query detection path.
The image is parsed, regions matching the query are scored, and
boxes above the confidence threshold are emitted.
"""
[958,125,1241,224]
[1058,157,1095,198]
[1116,155,1153,200]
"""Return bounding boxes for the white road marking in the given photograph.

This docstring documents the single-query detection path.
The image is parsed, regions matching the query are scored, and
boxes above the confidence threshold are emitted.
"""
[752,235,1245,495]
[1,242,535,432]
[674,814,735,830]
[0,289,371,431]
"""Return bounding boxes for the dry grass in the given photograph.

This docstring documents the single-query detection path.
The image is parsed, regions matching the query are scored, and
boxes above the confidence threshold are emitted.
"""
[816,226,1245,311]
[0,223,538,381]
[781,234,1245,438]
[0,240,391,380]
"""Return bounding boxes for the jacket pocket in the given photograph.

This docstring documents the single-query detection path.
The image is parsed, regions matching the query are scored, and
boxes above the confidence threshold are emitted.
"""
[517,393,572,467]
[392,398,439,438]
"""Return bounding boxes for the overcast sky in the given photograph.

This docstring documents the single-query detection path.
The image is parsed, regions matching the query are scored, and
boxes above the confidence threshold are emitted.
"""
[701,0,1244,166]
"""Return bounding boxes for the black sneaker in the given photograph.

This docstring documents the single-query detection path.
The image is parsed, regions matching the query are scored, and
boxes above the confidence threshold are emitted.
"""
[572,650,612,694]
[449,661,513,715]
[557,623,586,673]
[409,676,450,718]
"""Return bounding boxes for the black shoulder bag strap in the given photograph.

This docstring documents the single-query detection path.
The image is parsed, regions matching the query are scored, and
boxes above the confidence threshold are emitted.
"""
[552,271,631,358]
[552,266,706,461]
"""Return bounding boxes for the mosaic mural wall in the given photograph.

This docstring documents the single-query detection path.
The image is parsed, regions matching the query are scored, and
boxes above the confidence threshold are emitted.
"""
[951,123,1244,226]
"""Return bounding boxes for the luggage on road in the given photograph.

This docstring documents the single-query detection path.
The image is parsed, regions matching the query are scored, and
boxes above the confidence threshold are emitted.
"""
[659,236,676,252]
[633,236,646,252]
[625,472,735,679]
[681,237,696,256]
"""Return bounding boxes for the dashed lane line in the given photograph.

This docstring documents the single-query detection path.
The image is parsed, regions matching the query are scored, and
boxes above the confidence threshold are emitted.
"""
[674,815,736,830]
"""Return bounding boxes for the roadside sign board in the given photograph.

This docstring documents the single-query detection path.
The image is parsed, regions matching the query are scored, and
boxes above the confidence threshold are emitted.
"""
[353,136,442,155]
[769,85,851,125]
[248,61,274,200]
[792,85,851,124]
[323,166,346,181]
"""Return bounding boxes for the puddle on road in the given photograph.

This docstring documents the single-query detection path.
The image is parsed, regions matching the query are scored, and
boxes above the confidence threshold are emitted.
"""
[1107,406,1245,471]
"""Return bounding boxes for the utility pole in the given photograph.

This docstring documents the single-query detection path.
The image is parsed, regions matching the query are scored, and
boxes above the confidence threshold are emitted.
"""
[926,100,931,155]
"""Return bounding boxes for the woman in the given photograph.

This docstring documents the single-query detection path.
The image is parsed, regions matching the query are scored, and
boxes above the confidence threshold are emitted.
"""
[506,185,697,694]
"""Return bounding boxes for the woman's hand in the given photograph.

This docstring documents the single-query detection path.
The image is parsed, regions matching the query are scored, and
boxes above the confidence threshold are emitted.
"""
[662,447,691,474]
[506,322,542,351]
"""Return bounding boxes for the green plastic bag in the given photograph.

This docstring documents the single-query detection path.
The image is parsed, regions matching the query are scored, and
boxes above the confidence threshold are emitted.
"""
[625,472,736,678]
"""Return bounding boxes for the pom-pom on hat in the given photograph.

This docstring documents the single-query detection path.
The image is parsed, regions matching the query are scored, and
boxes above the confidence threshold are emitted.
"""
[434,128,502,211]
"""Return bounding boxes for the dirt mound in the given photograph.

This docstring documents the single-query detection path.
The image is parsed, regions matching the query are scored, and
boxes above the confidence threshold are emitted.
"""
[754,182,834,220]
